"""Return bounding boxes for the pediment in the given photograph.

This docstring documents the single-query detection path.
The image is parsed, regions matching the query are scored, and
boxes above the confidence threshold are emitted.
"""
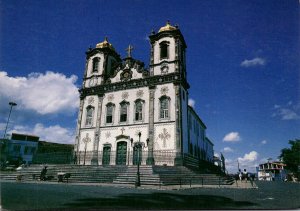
[110,66,148,83]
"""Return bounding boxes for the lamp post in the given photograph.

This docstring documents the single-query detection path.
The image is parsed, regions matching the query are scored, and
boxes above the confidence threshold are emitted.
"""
[131,132,148,187]
[3,102,17,139]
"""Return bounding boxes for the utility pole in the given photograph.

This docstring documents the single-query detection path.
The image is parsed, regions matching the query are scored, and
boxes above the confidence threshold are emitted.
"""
[3,102,17,138]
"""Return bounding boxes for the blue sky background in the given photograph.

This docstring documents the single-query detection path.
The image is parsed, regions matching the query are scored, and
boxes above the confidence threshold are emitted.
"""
[0,0,299,172]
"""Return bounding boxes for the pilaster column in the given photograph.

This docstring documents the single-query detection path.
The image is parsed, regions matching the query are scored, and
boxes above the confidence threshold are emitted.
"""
[174,85,183,165]
[147,86,156,165]
[91,94,104,165]
[150,42,154,76]
[74,97,84,156]
[175,38,179,72]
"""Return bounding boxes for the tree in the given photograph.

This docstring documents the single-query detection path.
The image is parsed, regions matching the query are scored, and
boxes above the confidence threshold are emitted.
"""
[279,139,300,177]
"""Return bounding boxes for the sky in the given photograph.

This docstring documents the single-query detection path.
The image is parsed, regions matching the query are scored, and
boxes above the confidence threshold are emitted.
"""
[0,0,299,173]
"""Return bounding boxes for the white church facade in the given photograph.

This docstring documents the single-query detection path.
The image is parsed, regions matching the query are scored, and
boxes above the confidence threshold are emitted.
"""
[74,22,214,166]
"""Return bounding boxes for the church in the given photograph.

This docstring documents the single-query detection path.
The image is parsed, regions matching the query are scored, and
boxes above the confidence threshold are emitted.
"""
[74,22,214,167]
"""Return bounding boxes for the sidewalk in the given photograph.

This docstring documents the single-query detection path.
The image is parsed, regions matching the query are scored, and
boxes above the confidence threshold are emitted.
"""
[2,179,258,190]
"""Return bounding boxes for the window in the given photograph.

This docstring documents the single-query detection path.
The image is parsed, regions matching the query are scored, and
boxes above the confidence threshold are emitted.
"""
[160,41,169,59]
[106,103,114,124]
[13,145,21,153]
[92,57,100,72]
[120,102,128,122]
[24,146,29,154]
[135,100,143,121]
[85,106,94,126]
[160,96,169,119]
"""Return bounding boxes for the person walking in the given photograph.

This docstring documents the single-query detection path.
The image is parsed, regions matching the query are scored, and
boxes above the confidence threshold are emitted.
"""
[239,170,242,181]
[243,169,248,182]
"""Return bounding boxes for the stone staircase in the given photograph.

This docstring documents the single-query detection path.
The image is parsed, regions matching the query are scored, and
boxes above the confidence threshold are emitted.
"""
[154,166,234,186]
[0,165,234,186]
[0,164,127,183]
[113,165,161,185]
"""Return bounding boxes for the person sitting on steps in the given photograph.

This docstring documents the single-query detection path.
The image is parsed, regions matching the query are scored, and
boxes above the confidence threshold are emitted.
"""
[40,166,47,181]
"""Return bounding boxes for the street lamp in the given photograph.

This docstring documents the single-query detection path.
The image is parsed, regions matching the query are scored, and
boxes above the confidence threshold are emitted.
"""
[3,102,17,139]
[130,132,148,187]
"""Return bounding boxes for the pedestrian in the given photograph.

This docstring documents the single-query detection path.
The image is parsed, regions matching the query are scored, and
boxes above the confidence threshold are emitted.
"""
[40,166,47,181]
[239,170,242,181]
[243,169,248,182]
[73,153,77,164]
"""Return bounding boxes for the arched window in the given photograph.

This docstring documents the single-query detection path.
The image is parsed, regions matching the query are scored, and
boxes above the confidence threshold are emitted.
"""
[92,57,100,72]
[159,96,170,119]
[106,103,114,124]
[85,106,94,126]
[120,102,129,122]
[134,100,144,121]
[160,41,169,59]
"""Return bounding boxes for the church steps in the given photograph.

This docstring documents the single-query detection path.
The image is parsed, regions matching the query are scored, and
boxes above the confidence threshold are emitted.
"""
[1,164,233,186]
[1,165,127,183]
[112,166,161,185]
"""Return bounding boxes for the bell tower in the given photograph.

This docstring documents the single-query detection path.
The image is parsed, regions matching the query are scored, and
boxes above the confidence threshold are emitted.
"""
[83,37,121,88]
[149,21,187,79]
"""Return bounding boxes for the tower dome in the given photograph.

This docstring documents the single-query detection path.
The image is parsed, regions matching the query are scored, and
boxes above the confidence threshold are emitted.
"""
[96,37,115,51]
[158,21,177,33]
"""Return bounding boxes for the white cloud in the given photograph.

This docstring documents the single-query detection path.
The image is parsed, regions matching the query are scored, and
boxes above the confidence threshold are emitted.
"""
[279,108,300,120]
[272,102,300,120]
[224,151,260,173]
[237,151,259,172]
[223,132,241,142]
[0,71,79,115]
[223,147,234,153]
[241,57,266,67]
[188,98,196,108]
[238,151,258,163]
[9,123,75,144]
[261,140,267,145]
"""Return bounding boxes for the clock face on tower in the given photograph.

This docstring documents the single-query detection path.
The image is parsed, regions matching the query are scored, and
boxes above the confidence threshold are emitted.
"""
[161,64,169,74]
[120,70,132,81]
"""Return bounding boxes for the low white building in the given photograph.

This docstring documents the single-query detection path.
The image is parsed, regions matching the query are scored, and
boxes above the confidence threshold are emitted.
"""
[74,22,214,167]
[257,161,286,181]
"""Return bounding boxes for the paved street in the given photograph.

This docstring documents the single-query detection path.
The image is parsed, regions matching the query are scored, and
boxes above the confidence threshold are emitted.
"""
[1,180,299,210]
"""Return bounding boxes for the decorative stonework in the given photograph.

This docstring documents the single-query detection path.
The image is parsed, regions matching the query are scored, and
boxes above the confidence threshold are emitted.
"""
[160,86,169,95]
[82,133,91,144]
[158,128,171,148]
[122,92,129,100]
[161,63,169,74]
[80,72,190,98]
[135,130,142,136]
[107,94,114,102]
[136,90,144,98]
[120,69,132,81]
[120,127,125,134]
[88,97,94,105]
[105,131,111,139]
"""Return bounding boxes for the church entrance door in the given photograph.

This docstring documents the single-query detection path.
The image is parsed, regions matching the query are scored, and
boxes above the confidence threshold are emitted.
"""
[116,142,127,165]
[102,146,111,165]
[133,145,142,165]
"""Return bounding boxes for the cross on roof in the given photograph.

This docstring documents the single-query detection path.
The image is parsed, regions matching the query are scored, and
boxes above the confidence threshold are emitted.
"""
[126,45,134,58]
